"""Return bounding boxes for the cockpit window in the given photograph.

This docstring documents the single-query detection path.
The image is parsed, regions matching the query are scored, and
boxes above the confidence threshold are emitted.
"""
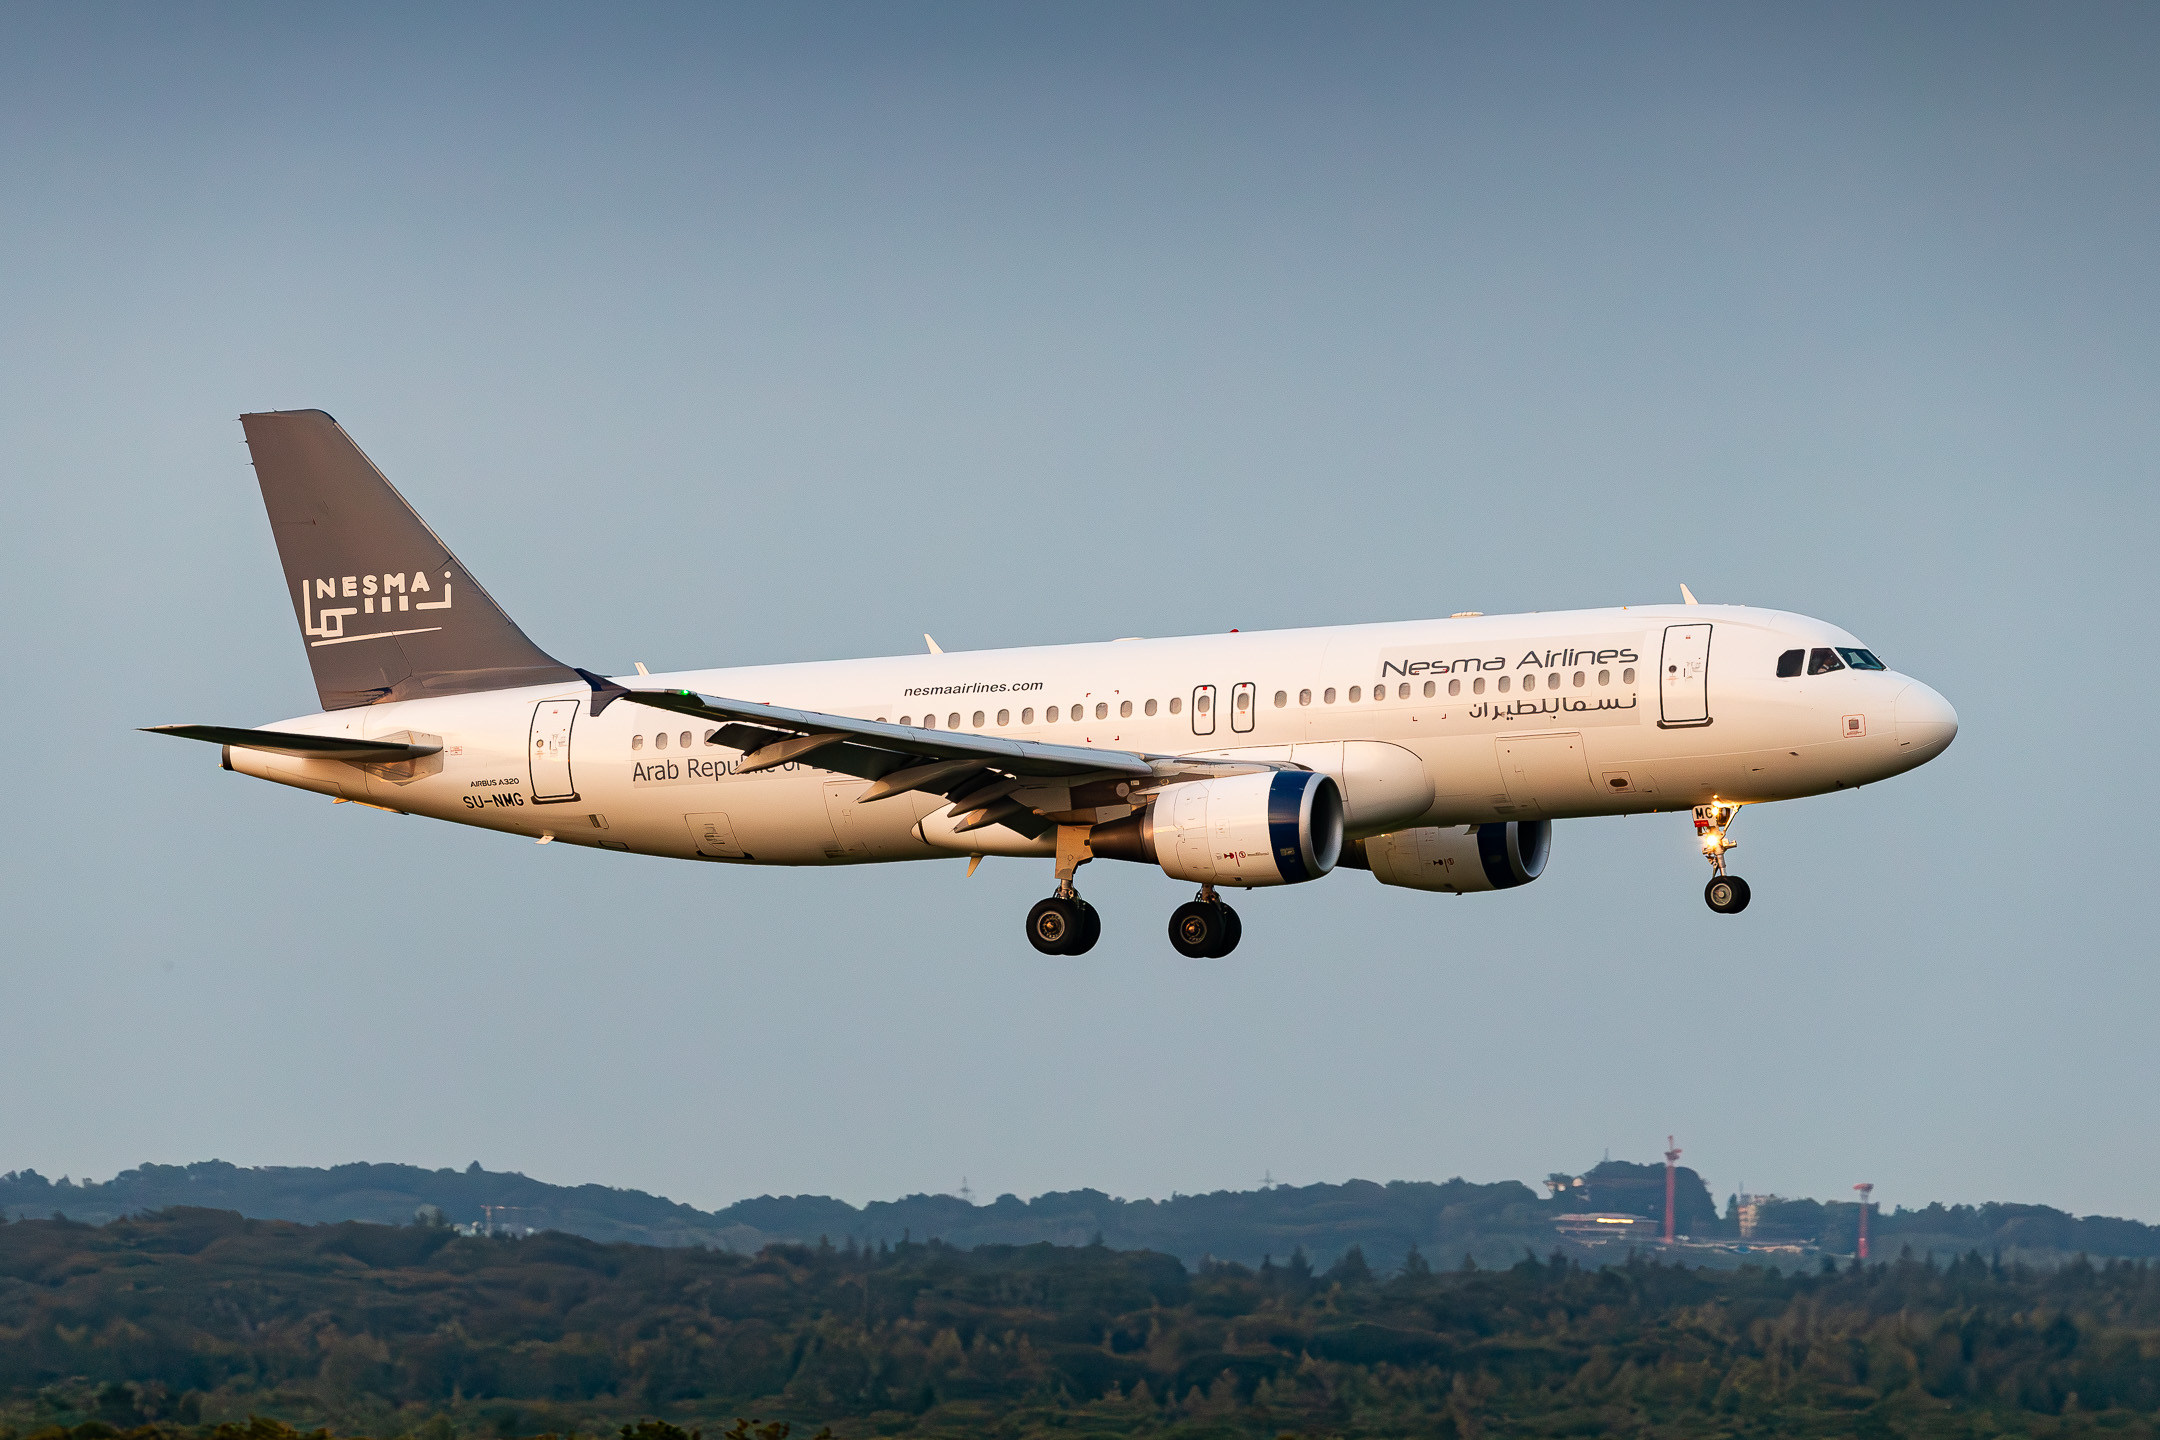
[1807,647,1845,675]
[1776,649,1804,678]
[1837,647,1886,671]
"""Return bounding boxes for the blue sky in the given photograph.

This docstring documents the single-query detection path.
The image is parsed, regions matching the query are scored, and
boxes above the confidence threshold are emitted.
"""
[2,3,2155,1221]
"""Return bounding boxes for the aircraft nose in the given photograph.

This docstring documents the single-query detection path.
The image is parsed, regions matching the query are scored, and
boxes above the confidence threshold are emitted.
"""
[1895,680,1959,760]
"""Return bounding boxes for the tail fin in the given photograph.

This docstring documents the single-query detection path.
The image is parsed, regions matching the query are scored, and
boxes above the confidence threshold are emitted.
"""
[241,409,578,710]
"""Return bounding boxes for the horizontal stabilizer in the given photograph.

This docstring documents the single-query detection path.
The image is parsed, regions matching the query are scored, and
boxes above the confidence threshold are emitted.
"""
[143,724,443,763]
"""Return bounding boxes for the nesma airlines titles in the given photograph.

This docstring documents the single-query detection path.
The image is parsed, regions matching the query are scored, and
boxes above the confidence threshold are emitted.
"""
[150,412,1958,956]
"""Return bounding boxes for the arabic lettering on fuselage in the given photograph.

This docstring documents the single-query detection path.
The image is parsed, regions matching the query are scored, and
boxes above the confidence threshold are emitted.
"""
[1465,694,1639,720]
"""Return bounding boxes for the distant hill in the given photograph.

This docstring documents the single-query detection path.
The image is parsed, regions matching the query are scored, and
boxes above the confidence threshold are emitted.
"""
[5,1159,2155,1269]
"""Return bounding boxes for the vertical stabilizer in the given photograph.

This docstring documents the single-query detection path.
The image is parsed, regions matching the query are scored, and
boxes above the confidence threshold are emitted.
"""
[241,410,578,709]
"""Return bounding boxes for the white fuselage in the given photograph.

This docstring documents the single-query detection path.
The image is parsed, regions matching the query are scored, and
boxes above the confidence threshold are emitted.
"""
[225,604,1957,869]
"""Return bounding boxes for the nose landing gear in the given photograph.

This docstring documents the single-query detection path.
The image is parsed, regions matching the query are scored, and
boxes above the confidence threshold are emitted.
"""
[1695,803,1751,914]
[1168,886,1242,957]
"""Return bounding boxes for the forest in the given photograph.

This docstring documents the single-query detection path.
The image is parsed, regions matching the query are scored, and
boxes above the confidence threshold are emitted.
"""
[5,1206,2160,1439]
[6,1160,2155,1272]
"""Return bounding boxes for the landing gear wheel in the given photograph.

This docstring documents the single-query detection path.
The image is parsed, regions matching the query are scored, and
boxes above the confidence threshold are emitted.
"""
[1210,903,1242,957]
[1027,897,1083,954]
[1070,900,1101,955]
[1705,875,1751,914]
[1169,900,1240,957]
[1168,901,1223,958]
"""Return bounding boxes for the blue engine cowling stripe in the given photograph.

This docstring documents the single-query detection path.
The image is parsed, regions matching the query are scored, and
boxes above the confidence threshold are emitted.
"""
[1267,771,1310,885]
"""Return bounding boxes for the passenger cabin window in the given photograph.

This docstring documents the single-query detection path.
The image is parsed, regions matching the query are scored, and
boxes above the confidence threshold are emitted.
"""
[1144,699,1157,716]
[1273,690,1287,708]
[1299,688,1312,705]
[1777,649,1804,678]
[997,709,1010,726]
[1622,667,1636,684]
[1472,677,1485,694]
[1448,679,1460,696]
[1423,681,1436,697]
[1044,707,1056,723]
[1021,707,1033,724]
[1597,669,1610,685]
[972,710,985,728]
[1400,683,1412,699]
[1497,676,1511,692]
[1808,647,1845,675]
[1323,687,1336,704]
[1169,696,1182,714]
[1348,686,1361,702]
[631,734,643,751]
[899,715,912,727]
[1071,704,1083,721]
[1838,647,1887,671]
[680,732,691,749]
[655,732,668,749]
[1121,700,1133,717]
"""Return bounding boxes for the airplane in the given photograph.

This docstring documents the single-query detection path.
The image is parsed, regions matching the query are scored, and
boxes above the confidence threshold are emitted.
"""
[149,410,1959,956]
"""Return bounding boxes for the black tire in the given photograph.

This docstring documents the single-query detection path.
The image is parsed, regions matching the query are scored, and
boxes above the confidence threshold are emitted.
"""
[1168,901,1221,958]
[1070,901,1102,955]
[1705,875,1752,914]
[1028,897,1083,954]
[1209,903,1242,957]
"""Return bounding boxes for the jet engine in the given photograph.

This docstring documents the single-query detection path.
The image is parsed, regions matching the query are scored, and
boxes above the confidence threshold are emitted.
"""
[1341,820,1551,893]
[1091,770,1343,887]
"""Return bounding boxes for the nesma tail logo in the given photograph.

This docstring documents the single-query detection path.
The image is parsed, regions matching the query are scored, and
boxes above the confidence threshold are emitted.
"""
[301,569,455,646]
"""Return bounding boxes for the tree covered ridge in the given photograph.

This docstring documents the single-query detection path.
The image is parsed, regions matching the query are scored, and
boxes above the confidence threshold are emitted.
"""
[5,1161,2155,1270]
[5,1208,2160,1439]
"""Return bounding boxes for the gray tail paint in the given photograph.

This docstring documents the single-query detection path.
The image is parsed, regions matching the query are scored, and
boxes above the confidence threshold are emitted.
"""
[241,409,578,710]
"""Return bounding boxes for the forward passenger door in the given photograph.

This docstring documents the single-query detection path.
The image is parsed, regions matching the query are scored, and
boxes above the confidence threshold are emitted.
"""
[1659,624,1713,728]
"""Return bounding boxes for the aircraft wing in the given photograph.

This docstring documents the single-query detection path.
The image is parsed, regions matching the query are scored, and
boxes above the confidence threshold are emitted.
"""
[143,724,443,763]
[583,671,1285,833]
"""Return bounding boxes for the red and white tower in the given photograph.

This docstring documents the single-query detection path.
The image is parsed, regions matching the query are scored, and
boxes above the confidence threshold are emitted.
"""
[1853,1182,1874,1260]
[1663,1136,1682,1243]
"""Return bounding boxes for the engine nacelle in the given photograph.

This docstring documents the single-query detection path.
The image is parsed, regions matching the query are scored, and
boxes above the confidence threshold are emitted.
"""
[1092,770,1343,887]
[1343,820,1551,893]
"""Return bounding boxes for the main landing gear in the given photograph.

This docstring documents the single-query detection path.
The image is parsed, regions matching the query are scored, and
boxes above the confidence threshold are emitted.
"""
[1695,803,1751,914]
[1023,825,1245,956]
[1027,825,1104,955]
[1026,895,1101,955]
[1169,887,1242,958]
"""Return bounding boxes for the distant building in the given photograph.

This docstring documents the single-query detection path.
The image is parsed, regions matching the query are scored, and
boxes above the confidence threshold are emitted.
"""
[1553,1212,1660,1241]
[1736,1193,1781,1239]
